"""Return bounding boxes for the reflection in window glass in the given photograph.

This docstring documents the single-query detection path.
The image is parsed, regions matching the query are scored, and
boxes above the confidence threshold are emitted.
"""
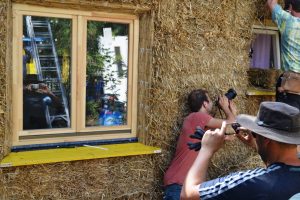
[86,21,129,127]
[22,16,71,130]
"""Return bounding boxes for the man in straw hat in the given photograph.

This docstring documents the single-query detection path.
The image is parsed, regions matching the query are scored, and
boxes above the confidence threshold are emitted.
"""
[267,0,300,109]
[181,101,300,200]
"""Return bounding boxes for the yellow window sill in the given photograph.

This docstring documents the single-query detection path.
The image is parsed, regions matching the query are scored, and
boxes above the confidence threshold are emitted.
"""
[0,142,161,168]
[246,88,275,96]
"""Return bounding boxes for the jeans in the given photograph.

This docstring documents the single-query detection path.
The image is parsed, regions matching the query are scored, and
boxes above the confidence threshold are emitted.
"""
[163,184,182,200]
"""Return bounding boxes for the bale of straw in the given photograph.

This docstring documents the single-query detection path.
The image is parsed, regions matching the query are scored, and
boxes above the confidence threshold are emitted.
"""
[0,155,164,200]
[247,68,282,89]
[0,0,11,160]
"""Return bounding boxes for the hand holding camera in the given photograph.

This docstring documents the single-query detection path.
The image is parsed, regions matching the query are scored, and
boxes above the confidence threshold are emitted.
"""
[214,88,237,120]
[216,88,237,106]
[234,125,257,150]
[30,83,40,90]
[29,83,51,94]
[217,95,230,110]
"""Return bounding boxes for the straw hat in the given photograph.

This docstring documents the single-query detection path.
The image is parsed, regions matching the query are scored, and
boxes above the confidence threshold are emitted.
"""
[237,102,300,144]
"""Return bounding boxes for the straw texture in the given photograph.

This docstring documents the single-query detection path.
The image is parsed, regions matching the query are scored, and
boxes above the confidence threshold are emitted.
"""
[0,0,283,199]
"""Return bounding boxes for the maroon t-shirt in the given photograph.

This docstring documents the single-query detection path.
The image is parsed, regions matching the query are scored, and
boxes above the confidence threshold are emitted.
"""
[164,112,212,186]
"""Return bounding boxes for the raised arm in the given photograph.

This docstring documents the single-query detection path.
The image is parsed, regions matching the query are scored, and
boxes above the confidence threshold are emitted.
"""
[267,0,278,12]
[180,122,227,200]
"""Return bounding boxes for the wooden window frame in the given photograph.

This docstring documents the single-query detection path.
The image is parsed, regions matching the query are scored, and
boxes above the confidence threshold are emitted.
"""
[251,25,281,70]
[12,4,139,146]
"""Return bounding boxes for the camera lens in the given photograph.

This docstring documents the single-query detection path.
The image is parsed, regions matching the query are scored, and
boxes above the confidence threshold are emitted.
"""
[225,88,237,100]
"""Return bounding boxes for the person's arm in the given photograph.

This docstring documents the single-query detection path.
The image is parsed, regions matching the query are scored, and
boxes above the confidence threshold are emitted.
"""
[267,0,278,12]
[180,122,227,200]
[229,100,237,116]
[218,96,236,122]
[269,0,290,29]
[206,96,236,129]
[37,83,61,105]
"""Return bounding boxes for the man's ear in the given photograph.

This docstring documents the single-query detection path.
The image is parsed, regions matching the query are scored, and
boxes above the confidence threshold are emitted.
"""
[202,101,208,109]
[263,137,271,145]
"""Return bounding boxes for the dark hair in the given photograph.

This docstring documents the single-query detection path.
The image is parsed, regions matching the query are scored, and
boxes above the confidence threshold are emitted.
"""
[284,0,292,10]
[291,0,300,12]
[188,89,209,112]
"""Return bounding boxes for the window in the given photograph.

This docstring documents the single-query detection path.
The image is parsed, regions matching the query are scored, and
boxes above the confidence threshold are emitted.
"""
[12,4,139,146]
[250,25,281,70]
[246,24,282,92]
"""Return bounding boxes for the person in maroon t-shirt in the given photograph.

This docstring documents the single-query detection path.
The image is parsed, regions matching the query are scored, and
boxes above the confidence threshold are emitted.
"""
[163,89,236,200]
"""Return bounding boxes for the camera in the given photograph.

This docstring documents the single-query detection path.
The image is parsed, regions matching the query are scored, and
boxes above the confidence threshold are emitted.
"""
[31,84,40,90]
[224,88,237,101]
[215,88,237,106]
[231,122,241,134]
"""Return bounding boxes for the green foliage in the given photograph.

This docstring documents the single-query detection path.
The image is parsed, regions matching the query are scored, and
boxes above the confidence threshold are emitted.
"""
[49,18,129,79]
[113,54,128,78]
[86,100,100,118]
[50,18,71,56]
[86,21,110,77]
[87,51,106,76]
[49,17,129,100]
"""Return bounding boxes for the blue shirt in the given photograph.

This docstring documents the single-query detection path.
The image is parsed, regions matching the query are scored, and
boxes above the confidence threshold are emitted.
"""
[272,4,300,73]
[199,163,300,200]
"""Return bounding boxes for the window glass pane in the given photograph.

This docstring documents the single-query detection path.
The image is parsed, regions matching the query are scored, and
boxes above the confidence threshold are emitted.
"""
[86,21,128,127]
[250,33,280,69]
[23,16,71,130]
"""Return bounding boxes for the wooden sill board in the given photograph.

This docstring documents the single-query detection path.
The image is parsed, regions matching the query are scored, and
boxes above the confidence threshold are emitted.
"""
[0,143,161,168]
[246,88,275,96]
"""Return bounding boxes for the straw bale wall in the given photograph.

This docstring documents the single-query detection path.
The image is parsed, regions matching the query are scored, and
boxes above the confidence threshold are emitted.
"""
[1,156,161,199]
[0,0,283,199]
[0,0,11,161]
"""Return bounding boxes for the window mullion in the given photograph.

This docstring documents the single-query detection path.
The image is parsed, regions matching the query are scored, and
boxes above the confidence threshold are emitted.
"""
[76,15,87,132]
[71,15,78,132]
